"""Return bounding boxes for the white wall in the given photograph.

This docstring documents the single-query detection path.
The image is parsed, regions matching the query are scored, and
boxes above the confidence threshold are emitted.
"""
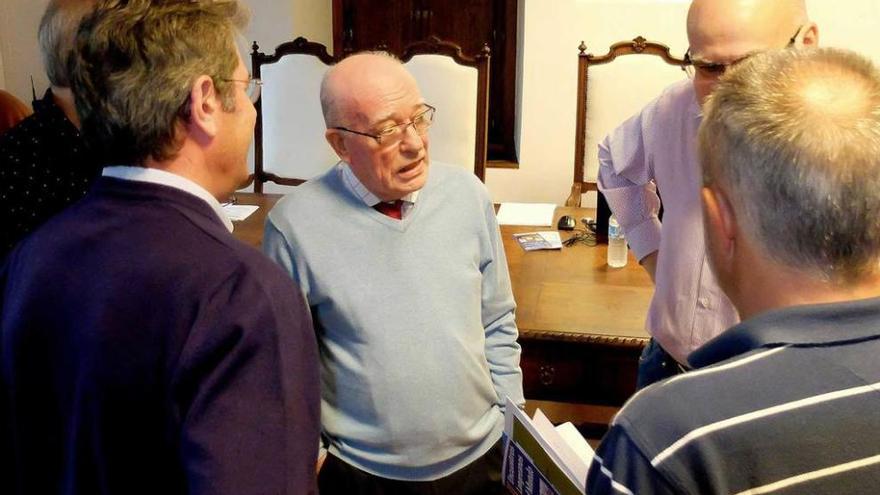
[244,0,331,55]
[809,0,880,52]
[0,0,7,89]
[291,0,332,49]
[244,0,295,55]
[0,0,49,100]
[0,39,6,89]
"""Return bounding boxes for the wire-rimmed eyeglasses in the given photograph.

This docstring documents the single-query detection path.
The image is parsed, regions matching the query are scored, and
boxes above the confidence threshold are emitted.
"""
[218,77,263,103]
[681,25,804,79]
[332,104,436,146]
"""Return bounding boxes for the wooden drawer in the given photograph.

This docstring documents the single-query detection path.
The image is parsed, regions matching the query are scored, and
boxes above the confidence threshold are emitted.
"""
[520,337,644,407]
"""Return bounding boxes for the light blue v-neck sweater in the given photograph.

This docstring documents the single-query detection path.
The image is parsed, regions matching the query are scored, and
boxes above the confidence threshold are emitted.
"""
[264,162,523,481]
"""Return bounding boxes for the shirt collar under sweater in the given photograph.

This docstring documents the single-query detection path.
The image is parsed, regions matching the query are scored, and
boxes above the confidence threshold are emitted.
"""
[339,161,420,215]
[102,166,233,232]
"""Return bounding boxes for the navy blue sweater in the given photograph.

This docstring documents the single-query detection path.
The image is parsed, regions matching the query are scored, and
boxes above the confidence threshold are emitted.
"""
[1,177,320,494]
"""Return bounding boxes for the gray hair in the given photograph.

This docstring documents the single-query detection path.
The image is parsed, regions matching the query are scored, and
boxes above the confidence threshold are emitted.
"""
[69,0,249,165]
[699,47,880,283]
[38,0,96,87]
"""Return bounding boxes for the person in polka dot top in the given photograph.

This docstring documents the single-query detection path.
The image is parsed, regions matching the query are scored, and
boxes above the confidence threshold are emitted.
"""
[0,0,99,259]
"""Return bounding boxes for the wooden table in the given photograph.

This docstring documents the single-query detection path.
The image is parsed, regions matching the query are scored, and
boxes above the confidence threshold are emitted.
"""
[505,209,651,346]
[231,194,652,434]
[503,208,651,437]
[229,193,281,247]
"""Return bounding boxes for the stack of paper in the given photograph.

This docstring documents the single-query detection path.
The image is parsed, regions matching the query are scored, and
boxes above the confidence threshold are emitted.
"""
[496,202,557,226]
[502,397,595,495]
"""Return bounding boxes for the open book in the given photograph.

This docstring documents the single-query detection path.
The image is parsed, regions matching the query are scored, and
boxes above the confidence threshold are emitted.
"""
[502,397,595,495]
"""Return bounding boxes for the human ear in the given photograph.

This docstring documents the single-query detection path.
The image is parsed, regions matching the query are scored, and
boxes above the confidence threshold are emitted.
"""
[701,185,738,268]
[325,129,351,162]
[800,22,819,47]
[187,75,221,139]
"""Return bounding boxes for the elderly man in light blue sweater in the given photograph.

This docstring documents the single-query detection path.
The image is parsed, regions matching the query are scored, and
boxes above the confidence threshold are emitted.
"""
[263,52,524,494]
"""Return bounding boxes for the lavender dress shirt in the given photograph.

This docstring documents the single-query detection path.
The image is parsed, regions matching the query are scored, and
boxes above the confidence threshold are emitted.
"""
[597,80,739,364]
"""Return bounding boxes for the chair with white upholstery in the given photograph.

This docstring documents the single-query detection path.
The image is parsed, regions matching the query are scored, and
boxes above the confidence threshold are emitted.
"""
[398,36,490,182]
[567,37,687,208]
[251,37,339,193]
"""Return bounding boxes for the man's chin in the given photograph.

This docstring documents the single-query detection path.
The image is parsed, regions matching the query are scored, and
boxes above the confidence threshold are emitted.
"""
[233,173,250,191]
[229,159,251,187]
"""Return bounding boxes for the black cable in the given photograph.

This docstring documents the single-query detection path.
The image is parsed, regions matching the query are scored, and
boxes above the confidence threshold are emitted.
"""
[563,228,597,247]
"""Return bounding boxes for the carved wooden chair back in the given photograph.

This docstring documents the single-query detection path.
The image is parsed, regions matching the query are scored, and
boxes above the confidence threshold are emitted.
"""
[250,37,339,193]
[395,36,491,182]
[567,37,687,207]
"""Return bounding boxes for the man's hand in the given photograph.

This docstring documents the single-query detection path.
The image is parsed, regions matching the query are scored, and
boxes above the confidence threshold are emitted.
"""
[640,251,658,284]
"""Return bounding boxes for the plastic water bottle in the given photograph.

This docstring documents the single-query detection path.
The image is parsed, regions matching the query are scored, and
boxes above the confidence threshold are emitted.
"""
[607,215,628,268]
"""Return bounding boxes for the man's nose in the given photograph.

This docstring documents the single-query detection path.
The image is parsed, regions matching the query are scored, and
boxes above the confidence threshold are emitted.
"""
[399,123,425,152]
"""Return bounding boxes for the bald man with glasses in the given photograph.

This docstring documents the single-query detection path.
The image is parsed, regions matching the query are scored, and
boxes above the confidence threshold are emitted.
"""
[263,52,522,494]
[588,44,880,495]
[597,0,819,390]
[682,25,804,78]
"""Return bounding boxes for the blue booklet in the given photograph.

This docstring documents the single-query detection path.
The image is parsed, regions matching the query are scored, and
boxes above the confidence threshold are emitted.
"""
[502,397,592,495]
[513,232,563,251]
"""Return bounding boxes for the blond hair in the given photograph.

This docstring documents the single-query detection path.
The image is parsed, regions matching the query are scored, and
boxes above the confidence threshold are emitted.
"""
[700,47,880,282]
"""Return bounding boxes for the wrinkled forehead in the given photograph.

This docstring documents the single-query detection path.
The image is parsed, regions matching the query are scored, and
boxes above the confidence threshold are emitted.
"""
[348,69,423,126]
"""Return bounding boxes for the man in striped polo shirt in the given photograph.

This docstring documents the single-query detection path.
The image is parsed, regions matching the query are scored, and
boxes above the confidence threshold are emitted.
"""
[587,47,880,494]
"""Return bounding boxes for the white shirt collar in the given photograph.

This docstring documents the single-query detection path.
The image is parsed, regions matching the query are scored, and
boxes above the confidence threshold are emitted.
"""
[102,166,234,232]
[338,161,420,207]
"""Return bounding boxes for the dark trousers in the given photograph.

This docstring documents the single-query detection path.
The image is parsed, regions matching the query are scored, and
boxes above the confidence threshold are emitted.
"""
[636,338,688,390]
[318,440,506,495]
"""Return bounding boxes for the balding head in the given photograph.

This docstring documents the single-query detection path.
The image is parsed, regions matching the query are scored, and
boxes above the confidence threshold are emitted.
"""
[320,52,431,201]
[699,47,880,287]
[320,52,419,128]
[687,0,807,46]
[686,0,816,105]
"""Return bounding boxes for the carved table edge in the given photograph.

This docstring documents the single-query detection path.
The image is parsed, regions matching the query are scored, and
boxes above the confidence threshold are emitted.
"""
[518,329,649,348]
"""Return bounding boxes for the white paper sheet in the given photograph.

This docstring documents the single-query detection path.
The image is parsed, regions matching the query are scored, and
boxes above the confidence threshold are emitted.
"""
[555,421,595,480]
[532,410,592,491]
[496,202,557,226]
[223,204,259,222]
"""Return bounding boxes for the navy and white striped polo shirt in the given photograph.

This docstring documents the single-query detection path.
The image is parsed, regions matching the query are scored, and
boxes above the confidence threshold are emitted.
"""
[586,297,880,495]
